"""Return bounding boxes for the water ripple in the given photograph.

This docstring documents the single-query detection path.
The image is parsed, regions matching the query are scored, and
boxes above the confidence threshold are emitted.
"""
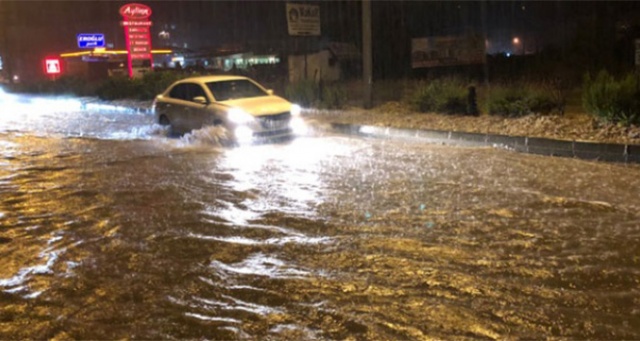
[210,253,311,279]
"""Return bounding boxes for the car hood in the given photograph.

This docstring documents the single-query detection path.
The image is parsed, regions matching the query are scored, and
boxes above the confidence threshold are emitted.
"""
[220,96,292,117]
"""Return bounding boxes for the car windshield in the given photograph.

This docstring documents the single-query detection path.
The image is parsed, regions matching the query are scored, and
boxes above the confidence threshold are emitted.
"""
[206,79,268,101]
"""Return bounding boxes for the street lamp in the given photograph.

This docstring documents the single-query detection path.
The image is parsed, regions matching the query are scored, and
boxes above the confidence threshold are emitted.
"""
[512,37,523,55]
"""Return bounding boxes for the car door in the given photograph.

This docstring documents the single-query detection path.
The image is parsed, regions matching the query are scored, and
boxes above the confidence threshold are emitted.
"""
[158,83,191,134]
[183,83,213,131]
[159,82,210,134]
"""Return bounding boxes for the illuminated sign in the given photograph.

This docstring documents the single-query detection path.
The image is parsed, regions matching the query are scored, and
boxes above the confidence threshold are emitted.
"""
[286,3,321,36]
[77,33,105,48]
[119,3,152,19]
[44,58,61,74]
[121,21,153,27]
[120,3,153,78]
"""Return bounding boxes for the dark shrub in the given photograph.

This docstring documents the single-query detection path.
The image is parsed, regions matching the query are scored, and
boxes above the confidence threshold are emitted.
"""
[319,82,348,109]
[284,80,348,109]
[406,78,470,115]
[137,71,186,100]
[95,76,141,100]
[7,76,96,96]
[285,80,318,107]
[486,83,560,117]
[582,70,640,126]
[95,71,192,101]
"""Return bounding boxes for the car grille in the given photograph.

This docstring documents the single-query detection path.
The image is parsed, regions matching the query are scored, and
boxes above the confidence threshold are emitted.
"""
[257,112,291,130]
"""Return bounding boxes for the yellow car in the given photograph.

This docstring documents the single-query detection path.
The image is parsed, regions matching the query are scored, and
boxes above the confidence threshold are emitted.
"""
[153,75,304,143]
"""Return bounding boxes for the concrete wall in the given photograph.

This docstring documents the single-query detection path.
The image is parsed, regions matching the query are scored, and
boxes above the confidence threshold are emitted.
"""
[288,50,340,83]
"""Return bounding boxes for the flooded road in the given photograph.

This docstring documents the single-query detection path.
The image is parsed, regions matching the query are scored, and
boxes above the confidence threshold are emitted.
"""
[1,91,639,340]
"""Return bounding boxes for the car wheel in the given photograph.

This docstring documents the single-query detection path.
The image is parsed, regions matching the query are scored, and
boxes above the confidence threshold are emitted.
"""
[159,115,170,126]
[158,115,177,137]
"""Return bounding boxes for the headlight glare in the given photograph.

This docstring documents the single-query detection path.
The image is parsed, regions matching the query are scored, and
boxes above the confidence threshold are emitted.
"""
[228,108,254,124]
[235,126,253,144]
[291,104,302,116]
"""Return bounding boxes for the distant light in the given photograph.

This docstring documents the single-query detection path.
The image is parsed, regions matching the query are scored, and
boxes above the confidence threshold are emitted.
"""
[13,75,19,81]
[506,53,511,57]
[513,37,520,44]
[60,51,91,58]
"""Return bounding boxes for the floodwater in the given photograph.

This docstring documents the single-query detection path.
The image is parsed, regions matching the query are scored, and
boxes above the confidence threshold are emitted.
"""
[1,91,639,340]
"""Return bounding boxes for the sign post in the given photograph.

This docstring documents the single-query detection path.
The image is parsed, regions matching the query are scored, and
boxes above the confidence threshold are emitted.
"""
[362,0,372,109]
[119,3,153,78]
[635,39,640,71]
[286,3,320,81]
[635,39,640,101]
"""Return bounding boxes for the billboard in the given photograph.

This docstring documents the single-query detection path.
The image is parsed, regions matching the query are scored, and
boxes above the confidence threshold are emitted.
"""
[286,3,320,36]
[411,35,485,69]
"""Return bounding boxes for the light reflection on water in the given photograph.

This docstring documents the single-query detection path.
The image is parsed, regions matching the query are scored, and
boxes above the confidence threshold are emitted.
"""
[0,94,640,339]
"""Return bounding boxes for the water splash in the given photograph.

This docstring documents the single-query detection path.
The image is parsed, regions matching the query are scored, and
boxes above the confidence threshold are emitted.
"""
[179,125,231,147]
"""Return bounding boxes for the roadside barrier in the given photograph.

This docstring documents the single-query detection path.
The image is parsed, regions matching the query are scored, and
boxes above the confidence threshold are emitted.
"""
[330,123,640,164]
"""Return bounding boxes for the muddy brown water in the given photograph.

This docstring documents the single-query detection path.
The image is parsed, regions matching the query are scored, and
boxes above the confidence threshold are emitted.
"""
[1,93,639,339]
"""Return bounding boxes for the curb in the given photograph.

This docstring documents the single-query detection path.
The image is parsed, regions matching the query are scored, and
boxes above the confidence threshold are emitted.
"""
[329,123,640,164]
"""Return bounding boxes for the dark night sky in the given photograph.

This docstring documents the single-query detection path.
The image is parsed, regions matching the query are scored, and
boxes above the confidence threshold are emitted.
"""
[2,1,636,47]
[2,1,640,80]
[3,1,640,51]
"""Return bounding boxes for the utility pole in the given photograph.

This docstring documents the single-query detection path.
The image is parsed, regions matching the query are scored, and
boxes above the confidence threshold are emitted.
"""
[1,1,17,85]
[0,1,8,83]
[481,0,489,86]
[362,0,372,109]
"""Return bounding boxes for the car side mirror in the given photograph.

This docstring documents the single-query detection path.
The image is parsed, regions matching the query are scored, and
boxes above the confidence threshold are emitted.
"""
[192,96,208,104]
[266,89,274,96]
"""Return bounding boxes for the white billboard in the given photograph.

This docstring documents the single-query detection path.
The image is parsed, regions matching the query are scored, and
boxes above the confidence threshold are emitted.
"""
[412,34,485,69]
[286,3,321,36]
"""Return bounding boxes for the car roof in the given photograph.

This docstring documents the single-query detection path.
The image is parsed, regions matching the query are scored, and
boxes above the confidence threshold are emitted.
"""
[175,75,250,84]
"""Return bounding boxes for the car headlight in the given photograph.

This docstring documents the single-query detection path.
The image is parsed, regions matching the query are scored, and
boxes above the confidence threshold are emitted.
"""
[291,104,302,117]
[228,108,254,124]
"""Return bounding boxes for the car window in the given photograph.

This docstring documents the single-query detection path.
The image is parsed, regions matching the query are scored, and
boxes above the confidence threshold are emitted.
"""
[169,83,207,102]
[206,80,267,101]
[186,84,207,101]
[169,83,188,100]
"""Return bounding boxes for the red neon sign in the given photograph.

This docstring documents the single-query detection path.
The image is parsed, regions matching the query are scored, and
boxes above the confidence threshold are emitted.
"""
[44,58,61,75]
[121,20,153,27]
[119,3,152,19]
[120,3,153,78]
